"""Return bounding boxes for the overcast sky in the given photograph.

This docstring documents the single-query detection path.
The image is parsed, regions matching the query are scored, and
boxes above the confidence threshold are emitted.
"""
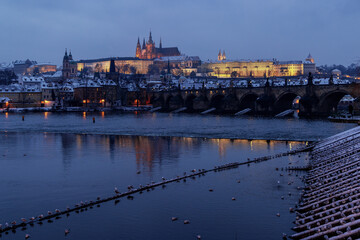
[0,0,359,66]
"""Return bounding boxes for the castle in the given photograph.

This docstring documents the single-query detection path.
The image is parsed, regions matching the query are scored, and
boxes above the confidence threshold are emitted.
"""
[136,31,181,59]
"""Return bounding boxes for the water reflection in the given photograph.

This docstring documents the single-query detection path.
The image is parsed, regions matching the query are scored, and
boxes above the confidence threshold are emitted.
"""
[56,134,305,172]
[61,134,76,170]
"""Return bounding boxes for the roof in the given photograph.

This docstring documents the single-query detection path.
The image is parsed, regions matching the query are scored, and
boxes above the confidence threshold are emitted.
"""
[77,57,150,64]
[156,47,181,56]
[154,55,201,62]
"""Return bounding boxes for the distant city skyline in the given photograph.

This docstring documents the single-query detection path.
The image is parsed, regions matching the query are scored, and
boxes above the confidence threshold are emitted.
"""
[0,0,359,66]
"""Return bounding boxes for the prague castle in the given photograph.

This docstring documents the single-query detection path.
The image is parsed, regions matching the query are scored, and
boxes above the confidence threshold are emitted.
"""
[136,31,181,59]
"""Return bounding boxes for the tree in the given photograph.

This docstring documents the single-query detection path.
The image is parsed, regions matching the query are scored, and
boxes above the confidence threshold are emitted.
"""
[95,63,102,73]
[122,64,130,74]
[231,71,238,78]
[130,66,137,74]
[190,71,196,78]
[148,64,160,75]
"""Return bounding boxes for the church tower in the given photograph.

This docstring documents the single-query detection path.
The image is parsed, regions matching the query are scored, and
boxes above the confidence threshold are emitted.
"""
[62,48,76,80]
[222,50,226,61]
[136,37,142,58]
[159,38,162,49]
[69,50,73,61]
[218,50,222,61]
[62,48,70,79]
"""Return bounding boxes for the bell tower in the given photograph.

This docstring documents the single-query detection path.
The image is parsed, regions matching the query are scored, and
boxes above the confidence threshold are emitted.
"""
[136,37,142,58]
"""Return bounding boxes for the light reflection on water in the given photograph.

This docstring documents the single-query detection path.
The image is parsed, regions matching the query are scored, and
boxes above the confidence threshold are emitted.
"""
[0,132,308,240]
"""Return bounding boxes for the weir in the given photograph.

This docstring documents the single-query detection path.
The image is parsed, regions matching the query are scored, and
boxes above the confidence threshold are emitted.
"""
[0,143,312,236]
[172,107,187,113]
[234,108,252,116]
[201,108,216,115]
[290,126,360,240]
[275,109,294,118]
[149,106,162,112]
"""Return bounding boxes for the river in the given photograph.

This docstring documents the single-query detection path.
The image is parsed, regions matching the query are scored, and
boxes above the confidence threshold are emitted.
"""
[0,112,355,239]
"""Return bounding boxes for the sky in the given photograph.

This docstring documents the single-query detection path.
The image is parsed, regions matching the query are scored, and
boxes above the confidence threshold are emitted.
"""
[0,0,359,66]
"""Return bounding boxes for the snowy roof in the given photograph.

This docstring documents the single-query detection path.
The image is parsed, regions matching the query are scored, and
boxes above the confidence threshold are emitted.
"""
[0,97,11,103]
[97,79,116,86]
[22,76,44,82]
[13,59,37,65]
[0,62,14,70]
[73,79,101,88]
[154,55,201,62]
[41,82,59,89]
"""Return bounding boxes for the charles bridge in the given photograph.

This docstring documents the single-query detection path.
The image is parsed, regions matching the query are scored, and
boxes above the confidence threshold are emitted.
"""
[127,83,360,116]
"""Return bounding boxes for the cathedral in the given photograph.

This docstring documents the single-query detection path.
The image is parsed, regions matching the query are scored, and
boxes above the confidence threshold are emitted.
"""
[136,32,181,59]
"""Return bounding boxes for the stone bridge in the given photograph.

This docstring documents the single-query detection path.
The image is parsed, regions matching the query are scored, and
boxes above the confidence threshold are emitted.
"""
[131,83,360,116]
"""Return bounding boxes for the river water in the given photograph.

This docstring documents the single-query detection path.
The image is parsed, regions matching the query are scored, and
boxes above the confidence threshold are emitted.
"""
[0,112,355,239]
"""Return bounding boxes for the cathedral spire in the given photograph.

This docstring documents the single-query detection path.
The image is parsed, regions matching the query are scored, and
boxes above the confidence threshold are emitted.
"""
[65,48,68,56]
[137,37,141,48]
[69,50,73,60]
[148,30,153,44]
[142,38,146,49]
[159,37,162,48]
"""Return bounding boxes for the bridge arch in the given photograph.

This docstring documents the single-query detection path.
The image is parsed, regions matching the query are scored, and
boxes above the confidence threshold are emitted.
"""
[151,95,165,108]
[273,92,300,114]
[318,90,350,115]
[210,94,225,109]
[192,95,209,111]
[222,94,239,112]
[238,93,259,111]
[184,94,197,111]
[165,94,184,110]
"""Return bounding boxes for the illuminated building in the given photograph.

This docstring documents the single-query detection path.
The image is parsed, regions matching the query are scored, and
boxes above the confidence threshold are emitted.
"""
[0,85,42,107]
[76,57,153,75]
[13,59,37,75]
[136,31,181,59]
[273,61,303,77]
[26,64,57,75]
[73,79,117,106]
[153,56,201,76]
[199,60,275,78]
[303,53,316,76]
[199,54,316,78]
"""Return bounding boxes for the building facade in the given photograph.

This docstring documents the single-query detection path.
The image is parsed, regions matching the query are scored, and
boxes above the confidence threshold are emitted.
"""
[199,54,316,78]
[77,57,153,75]
[303,53,316,76]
